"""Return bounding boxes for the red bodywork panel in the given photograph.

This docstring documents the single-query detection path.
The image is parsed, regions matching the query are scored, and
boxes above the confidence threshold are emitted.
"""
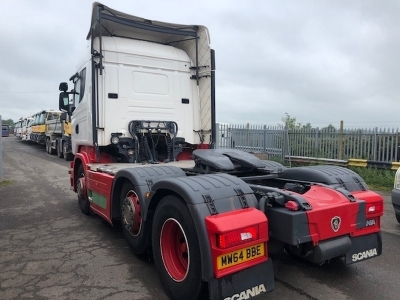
[70,146,114,224]
[303,186,359,245]
[86,171,114,224]
[301,186,383,245]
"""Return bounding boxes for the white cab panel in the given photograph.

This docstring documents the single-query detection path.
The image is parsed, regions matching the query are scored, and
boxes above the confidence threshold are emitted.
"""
[95,37,200,145]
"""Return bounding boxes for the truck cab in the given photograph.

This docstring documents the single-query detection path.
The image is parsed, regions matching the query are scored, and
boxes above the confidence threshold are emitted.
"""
[59,7,214,164]
[14,120,22,139]
[21,117,33,141]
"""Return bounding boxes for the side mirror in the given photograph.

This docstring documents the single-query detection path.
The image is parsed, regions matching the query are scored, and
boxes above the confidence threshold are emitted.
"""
[59,82,68,92]
[60,112,67,121]
[59,92,69,112]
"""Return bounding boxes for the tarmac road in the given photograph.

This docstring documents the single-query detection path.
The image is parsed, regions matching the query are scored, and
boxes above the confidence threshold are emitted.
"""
[1,136,400,300]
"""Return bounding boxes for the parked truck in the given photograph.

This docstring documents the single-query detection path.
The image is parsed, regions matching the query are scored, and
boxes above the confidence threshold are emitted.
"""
[30,109,61,149]
[59,3,383,299]
[28,109,73,159]
[56,112,74,161]
[25,117,34,142]
[14,119,22,139]
[21,117,33,141]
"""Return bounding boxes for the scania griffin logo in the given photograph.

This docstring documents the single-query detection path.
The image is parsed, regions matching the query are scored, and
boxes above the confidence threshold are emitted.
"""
[331,216,341,232]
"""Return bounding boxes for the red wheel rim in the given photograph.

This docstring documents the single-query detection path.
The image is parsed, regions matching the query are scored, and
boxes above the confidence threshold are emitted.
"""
[160,218,189,282]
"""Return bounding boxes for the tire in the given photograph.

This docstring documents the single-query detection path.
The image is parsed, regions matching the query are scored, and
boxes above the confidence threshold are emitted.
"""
[396,213,400,224]
[152,195,204,300]
[57,140,64,158]
[45,139,50,153]
[49,140,56,155]
[76,164,90,215]
[63,141,74,161]
[121,182,149,255]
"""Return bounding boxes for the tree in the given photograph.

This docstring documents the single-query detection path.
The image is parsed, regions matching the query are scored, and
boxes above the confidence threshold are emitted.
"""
[321,124,336,132]
[1,118,15,126]
[280,113,304,130]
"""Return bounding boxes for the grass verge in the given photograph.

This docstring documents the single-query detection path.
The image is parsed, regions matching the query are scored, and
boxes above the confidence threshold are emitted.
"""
[0,180,15,187]
[282,161,395,192]
[349,167,395,192]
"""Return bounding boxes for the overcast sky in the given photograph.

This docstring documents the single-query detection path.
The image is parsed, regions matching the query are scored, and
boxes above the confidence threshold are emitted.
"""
[1,0,399,129]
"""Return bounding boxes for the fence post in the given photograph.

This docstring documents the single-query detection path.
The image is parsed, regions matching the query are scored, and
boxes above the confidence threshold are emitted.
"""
[215,122,220,149]
[263,125,267,153]
[0,115,3,182]
[396,129,399,162]
[284,128,291,166]
[373,127,378,161]
[315,127,319,157]
[246,123,250,146]
[338,120,344,160]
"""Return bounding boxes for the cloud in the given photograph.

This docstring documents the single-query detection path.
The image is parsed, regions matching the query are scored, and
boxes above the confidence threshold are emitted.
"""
[1,0,400,130]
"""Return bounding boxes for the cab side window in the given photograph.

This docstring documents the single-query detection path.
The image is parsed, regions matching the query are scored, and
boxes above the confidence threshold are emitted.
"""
[74,68,87,104]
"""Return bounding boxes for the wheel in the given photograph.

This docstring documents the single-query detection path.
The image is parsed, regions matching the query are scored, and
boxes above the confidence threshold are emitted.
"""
[152,195,204,300]
[45,139,50,153]
[121,182,149,255]
[49,140,56,155]
[76,164,90,215]
[63,141,74,161]
[57,140,64,158]
[396,213,400,224]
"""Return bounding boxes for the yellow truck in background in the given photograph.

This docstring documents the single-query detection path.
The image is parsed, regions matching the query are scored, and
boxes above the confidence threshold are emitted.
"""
[30,110,73,160]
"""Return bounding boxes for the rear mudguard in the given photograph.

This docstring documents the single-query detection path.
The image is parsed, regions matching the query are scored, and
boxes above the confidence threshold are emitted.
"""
[280,165,369,192]
[260,160,287,172]
[345,232,382,263]
[150,173,274,295]
[209,260,274,300]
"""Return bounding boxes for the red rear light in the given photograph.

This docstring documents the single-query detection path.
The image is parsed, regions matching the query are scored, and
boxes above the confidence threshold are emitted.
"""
[217,225,259,249]
[366,202,383,215]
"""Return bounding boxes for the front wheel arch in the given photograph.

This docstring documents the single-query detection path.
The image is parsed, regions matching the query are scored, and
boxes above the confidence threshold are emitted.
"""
[77,163,90,215]
[73,158,83,192]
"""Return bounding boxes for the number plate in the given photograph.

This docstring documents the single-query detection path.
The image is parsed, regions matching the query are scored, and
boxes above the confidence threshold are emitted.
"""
[217,243,265,270]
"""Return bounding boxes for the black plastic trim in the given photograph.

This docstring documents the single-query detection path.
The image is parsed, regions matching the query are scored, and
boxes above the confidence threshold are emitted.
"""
[101,13,197,37]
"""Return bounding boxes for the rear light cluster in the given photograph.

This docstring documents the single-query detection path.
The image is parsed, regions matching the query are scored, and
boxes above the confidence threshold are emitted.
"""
[217,225,259,249]
[366,202,383,215]
[205,208,268,277]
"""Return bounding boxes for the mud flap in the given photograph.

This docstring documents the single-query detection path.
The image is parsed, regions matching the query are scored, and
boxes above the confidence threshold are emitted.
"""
[345,232,382,264]
[208,259,274,300]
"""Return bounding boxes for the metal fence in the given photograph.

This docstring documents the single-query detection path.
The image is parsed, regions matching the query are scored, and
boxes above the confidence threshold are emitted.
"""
[215,123,400,163]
